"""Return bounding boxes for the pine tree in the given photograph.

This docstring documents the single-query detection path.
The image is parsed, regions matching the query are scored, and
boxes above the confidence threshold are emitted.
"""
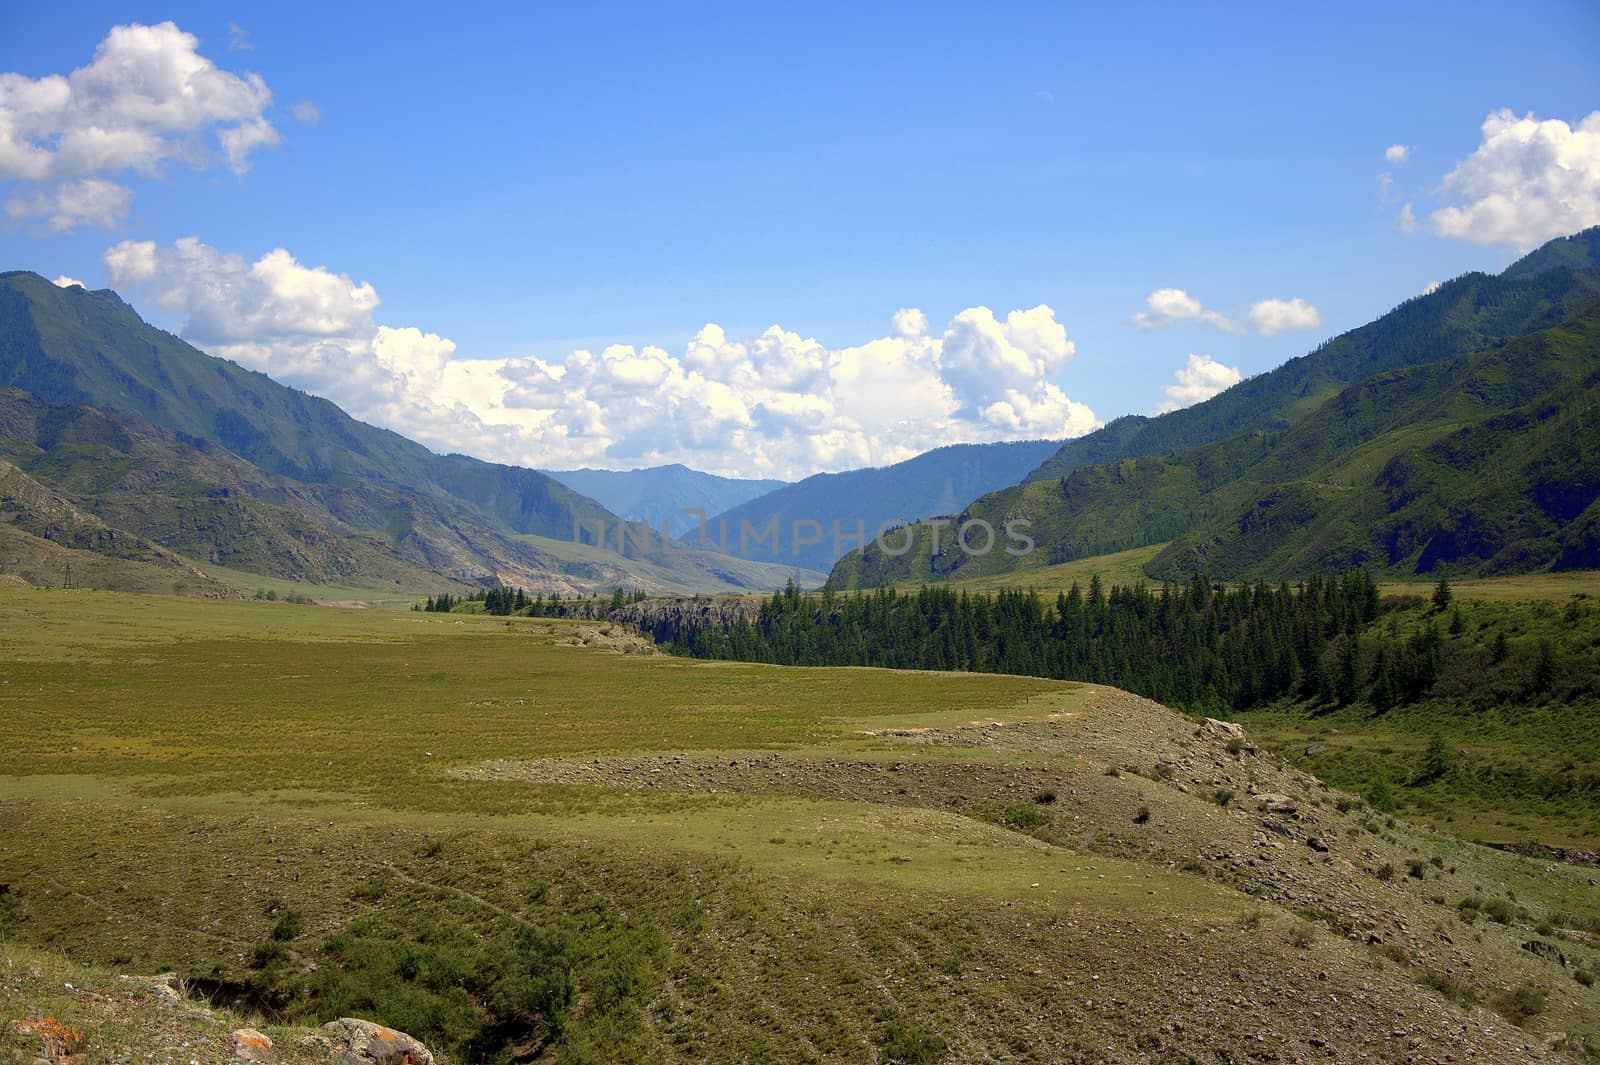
[1432,575,1453,613]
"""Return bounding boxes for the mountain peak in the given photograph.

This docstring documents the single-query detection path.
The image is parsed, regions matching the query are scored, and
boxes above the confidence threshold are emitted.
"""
[1503,226,1600,279]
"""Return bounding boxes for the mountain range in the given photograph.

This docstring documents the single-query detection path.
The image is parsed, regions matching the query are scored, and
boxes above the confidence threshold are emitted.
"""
[682,438,1062,573]
[828,227,1600,588]
[5,228,1599,601]
[542,464,787,538]
[0,272,818,597]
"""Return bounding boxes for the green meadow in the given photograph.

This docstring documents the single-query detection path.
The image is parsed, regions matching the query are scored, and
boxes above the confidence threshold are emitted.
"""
[3,587,1598,1063]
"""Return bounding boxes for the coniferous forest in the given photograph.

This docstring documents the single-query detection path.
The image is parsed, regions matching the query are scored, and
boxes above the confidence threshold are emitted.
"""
[655,574,1596,718]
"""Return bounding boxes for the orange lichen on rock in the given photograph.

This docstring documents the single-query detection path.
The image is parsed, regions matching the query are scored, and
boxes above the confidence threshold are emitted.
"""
[16,1017,85,1064]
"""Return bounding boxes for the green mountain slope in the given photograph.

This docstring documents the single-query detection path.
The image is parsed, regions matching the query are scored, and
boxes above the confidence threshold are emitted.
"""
[685,438,1062,573]
[0,273,816,595]
[0,455,231,595]
[1025,227,1600,484]
[830,229,1600,588]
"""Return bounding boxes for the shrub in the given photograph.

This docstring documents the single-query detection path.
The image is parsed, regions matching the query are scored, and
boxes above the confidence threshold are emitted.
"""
[1574,968,1594,988]
[994,803,1050,833]
[1406,859,1427,880]
[1286,922,1315,949]
[1374,863,1395,882]
[1212,788,1236,808]
[1497,983,1547,1023]
[250,941,289,969]
[1420,969,1477,1007]
[1033,789,1057,805]
[271,910,303,941]
[1133,805,1151,825]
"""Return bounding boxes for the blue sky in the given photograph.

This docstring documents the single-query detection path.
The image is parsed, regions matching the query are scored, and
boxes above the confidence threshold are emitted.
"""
[3,2,1598,477]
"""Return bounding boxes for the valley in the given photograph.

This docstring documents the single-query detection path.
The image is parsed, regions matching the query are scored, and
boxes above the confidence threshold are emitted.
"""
[3,587,1599,1062]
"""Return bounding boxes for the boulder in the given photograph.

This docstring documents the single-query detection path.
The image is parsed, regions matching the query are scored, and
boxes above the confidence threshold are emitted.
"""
[1253,793,1298,815]
[321,1019,435,1065]
[1203,718,1247,741]
[231,1027,273,1062]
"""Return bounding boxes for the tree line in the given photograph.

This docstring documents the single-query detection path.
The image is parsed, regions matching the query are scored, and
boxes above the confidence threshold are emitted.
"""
[652,573,1584,716]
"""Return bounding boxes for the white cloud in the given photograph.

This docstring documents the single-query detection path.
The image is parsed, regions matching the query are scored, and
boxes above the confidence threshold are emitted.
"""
[5,177,131,231]
[226,23,253,51]
[104,238,1101,478]
[0,21,276,232]
[890,307,927,337]
[290,101,321,126]
[52,275,84,288]
[1430,109,1600,252]
[1385,144,1412,164]
[1154,354,1242,414]
[1130,288,1240,332]
[1247,297,1322,336]
[1422,280,1442,296]
[1397,202,1418,233]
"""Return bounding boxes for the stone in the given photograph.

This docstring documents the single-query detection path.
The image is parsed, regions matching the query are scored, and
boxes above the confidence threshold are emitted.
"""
[231,1028,273,1062]
[1307,837,1330,852]
[1253,793,1298,815]
[321,1019,435,1065]
[1203,718,1247,741]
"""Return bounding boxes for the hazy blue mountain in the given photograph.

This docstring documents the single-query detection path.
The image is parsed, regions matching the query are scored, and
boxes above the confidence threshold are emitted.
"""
[544,464,787,537]
[687,438,1063,574]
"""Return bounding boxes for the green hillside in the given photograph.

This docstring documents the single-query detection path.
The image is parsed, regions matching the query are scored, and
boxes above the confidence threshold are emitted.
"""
[0,273,813,596]
[1025,227,1600,484]
[831,230,1600,589]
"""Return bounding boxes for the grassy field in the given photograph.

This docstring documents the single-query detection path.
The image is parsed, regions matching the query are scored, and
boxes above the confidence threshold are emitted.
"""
[2,587,1598,1063]
[1379,570,1600,601]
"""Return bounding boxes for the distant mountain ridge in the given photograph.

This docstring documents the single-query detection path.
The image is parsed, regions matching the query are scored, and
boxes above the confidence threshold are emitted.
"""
[830,227,1600,588]
[687,438,1063,573]
[0,272,819,595]
[544,464,787,537]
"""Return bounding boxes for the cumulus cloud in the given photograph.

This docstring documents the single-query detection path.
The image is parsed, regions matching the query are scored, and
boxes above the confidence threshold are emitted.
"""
[1397,202,1418,233]
[0,21,276,232]
[1247,297,1322,336]
[1385,144,1412,164]
[1154,354,1242,414]
[1430,109,1600,251]
[52,275,84,288]
[104,238,1101,478]
[5,177,131,231]
[1131,288,1240,332]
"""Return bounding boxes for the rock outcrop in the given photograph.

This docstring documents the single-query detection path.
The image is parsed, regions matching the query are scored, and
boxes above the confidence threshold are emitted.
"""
[320,1018,435,1065]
